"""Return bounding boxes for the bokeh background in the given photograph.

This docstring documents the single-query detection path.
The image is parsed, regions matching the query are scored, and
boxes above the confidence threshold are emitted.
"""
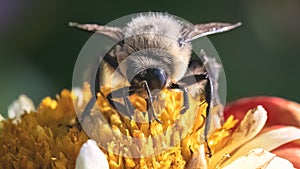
[1,0,300,116]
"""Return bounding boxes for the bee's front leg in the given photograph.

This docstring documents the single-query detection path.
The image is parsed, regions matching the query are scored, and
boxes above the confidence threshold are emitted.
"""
[177,73,213,157]
[143,81,162,124]
[106,87,135,119]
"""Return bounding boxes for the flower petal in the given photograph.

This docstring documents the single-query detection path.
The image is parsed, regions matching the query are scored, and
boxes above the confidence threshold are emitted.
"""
[224,97,300,128]
[185,144,208,169]
[262,126,300,169]
[224,97,300,168]
[0,114,4,132]
[222,148,295,169]
[72,87,84,107]
[226,126,300,166]
[210,106,267,167]
[0,114,4,122]
[272,142,300,169]
[265,157,296,169]
[75,139,109,169]
[8,94,36,122]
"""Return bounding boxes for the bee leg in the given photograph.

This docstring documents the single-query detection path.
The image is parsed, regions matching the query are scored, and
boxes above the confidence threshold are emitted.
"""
[143,81,162,124]
[180,87,189,114]
[178,73,213,157]
[204,78,212,158]
[79,97,96,124]
[79,68,101,123]
[123,96,135,120]
[106,87,135,119]
[170,84,189,114]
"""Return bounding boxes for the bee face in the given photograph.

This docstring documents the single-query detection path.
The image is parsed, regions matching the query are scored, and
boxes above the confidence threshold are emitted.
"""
[114,33,192,83]
[117,45,175,98]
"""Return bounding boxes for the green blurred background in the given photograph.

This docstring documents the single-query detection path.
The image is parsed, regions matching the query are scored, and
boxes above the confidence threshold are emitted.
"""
[1,0,300,116]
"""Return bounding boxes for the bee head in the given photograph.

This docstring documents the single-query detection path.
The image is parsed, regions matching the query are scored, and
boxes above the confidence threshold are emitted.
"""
[118,48,172,97]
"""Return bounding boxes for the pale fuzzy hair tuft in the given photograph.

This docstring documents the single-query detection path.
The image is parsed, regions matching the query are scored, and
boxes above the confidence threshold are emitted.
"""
[124,13,183,39]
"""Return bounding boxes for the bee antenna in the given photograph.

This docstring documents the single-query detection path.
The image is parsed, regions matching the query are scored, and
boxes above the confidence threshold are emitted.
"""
[68,21,124,40]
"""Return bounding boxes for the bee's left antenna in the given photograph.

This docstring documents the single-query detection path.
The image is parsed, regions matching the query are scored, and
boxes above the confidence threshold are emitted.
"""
[68,21,123,40]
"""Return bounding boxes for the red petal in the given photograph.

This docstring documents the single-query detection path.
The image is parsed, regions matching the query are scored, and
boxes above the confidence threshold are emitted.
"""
[224,96,300,128]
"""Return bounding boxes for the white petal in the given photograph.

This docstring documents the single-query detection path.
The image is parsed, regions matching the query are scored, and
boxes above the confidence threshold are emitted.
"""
[8,94,36,122]
[210,106,267,167]
[72,87,84,107]
[0,114,4,122]
[265,157,295,169]
[0,114,4,132]
[222,148,274,169]
[185,144,208,169]
[227,126,300,165]
[76,139,109,169]
[222,148,294,169]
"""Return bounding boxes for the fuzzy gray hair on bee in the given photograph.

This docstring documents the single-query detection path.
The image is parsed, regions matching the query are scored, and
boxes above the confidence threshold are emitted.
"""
[70,12,241,157]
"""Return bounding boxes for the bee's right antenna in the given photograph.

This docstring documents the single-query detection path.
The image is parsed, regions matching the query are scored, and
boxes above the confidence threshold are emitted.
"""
[185,22,242,42]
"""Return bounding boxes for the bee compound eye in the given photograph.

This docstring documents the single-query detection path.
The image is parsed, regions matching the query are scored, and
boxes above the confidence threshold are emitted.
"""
[144,68,167,92]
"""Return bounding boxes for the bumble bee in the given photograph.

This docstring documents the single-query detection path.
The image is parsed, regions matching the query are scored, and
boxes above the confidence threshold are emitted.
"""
[70,12,240,156]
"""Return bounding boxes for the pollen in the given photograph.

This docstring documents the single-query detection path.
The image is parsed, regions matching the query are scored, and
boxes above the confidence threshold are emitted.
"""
[80,86,227,169]
[0,86,238,169]
[0,90,88,169]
